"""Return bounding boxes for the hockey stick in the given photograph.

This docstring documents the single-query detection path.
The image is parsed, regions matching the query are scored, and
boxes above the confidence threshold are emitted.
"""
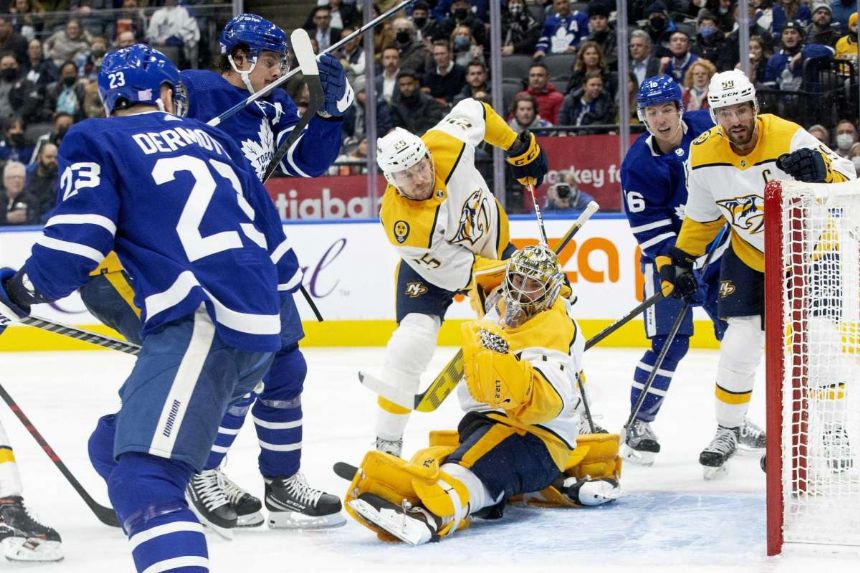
[0,381,120,527]
[0,314,140,355]
[583,291,664,351]
[624,226,727,430]
[260,28,326,322]
[526,183,549,245]
[207,0,413,129]
[359,202,600,412]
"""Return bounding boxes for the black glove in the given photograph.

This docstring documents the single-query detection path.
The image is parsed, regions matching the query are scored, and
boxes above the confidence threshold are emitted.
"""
[505,130,548,186]
[658,247,699,302]
[776,148,827,183]
[0,268,32,326]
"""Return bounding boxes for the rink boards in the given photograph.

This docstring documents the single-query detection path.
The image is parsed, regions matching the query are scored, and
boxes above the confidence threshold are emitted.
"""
[0,215,722,351]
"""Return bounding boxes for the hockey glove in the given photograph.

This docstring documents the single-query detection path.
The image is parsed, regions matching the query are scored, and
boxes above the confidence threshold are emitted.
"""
[317,53,354,118]
[462,321,534,410]
[505,130,548,186]
[776,148,827,183]
[0,268,32,326]
[657,247,699,302]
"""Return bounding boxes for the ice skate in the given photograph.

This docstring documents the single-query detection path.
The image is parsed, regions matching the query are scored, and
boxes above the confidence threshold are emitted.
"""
[265,472,345,529]
[0,497,62,562]
[219,470,264,527]
[622,419,660,466]
[699,426,738,479]
[375,436,403,457]
[349,492,439,545]
[738,417,766,451]
[186,469,237,539]
[823,426,853,473]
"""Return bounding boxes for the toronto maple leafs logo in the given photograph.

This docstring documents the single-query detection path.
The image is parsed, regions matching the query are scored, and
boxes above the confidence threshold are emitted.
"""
[241,119,275,180]
[674,203,686,220]
[453,189,489,246]
[717,194,765,234]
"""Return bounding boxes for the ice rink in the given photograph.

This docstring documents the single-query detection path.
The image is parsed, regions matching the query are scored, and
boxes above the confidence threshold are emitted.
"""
[1,346,858,572]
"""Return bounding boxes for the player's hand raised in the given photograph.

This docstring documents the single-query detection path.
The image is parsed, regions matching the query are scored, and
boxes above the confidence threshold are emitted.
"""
[505,130,548,186]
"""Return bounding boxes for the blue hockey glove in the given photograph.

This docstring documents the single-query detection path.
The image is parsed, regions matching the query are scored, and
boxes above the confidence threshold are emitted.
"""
[505,130,548,186]
[317,53,354,118]
[0,267,31,327]
[776,148,827,183]
[657,247,699,303]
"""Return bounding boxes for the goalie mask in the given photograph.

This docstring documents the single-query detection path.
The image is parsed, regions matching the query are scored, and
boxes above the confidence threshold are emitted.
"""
[502,245,565,323]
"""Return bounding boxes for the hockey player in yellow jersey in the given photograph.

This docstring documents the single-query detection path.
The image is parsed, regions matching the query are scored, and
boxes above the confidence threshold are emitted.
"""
[345,245,620,544]
[372,97,548,456]
[660,69,855,478]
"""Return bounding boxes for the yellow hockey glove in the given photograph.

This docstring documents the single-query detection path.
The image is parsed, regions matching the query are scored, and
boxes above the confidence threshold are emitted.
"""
[505,130,548,186]
[462,321,534,410]
[469,256,507,316]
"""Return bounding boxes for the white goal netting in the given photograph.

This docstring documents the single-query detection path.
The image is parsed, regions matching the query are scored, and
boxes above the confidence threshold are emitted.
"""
[777,180,860,546]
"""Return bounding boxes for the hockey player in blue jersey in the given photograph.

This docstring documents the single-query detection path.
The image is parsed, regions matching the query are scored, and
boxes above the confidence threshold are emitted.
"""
[0,45,289,573]
[78,14,350,534]
[620,75,764,465]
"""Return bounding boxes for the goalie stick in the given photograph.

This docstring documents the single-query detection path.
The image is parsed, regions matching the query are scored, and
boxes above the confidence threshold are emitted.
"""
[207,0,413,129]
[0,381,120,527]
[0,313,140,355]
[358,202,600,412]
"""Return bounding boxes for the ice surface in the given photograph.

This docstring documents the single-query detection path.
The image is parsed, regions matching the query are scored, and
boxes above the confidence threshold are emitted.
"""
[0,347,857,572]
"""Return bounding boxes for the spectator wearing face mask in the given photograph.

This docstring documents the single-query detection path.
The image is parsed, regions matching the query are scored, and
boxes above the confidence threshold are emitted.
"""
[0,116,33,163]
[641,1,676,58]
[3,52,45,123]
[450,25,483,68]
[409,1,433,43]
[391,18,432,82]
[44,60,86,121]
[694,11,728,65]
[24,141,58,220]
[428,0,487,49]
[501,0,540,57]
[834,119,858,158]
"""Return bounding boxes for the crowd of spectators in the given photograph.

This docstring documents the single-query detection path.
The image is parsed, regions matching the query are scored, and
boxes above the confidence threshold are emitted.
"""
[6,1,860,222]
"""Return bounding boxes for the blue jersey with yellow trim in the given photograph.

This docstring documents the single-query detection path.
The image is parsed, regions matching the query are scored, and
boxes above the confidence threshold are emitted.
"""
[621,109,714,263]
[23,112,284,352]
[181,69,343,181]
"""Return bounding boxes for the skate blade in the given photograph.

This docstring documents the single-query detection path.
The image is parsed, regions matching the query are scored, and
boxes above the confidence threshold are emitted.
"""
[348,498,431,545]
[187,505,234,540]
[702,464,729,480]
[235,511,264,528]
[267,510,346,530]
[621,444,656,466]
[2,537,63,562]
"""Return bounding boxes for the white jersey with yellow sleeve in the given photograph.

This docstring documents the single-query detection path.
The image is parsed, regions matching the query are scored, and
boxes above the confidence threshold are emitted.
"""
[680,114,855,271]
[456,297,585,469]
[379,98,516,292]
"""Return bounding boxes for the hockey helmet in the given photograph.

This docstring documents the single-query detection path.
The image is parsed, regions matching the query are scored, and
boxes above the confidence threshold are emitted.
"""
[636,74,683,123]
[377,127,431,186]
[502,245,565,323]
[220,13,288,58]
[707,69,757,122]
[98,44,186,116]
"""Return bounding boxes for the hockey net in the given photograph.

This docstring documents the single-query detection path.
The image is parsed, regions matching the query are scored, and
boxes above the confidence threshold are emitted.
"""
[765,179,860,555]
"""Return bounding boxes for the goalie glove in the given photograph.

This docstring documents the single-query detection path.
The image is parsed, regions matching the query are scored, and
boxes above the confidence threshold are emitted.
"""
[505,130,548,186]
[776,148,827,183]
[468,256,507,317]
[657,247,699,302]
[462,321,534,410]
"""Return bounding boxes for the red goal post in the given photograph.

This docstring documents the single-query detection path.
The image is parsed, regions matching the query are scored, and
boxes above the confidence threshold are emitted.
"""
[764,179,860,556]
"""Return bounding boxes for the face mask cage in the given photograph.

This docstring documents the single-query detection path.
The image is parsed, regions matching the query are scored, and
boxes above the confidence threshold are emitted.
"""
[502,247,563,320]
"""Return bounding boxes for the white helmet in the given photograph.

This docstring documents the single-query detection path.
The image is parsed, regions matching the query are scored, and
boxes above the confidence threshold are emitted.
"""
[376,127,429,185]
[707,69,757,121]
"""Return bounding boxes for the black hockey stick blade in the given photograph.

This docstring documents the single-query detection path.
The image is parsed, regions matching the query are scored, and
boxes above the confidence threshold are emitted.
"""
[262,29,323,183]
[333,462,358,481]
[0,382,120,527]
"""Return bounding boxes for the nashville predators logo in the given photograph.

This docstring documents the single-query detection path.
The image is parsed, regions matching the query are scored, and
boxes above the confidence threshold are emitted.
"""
[692,130,710,145]
[393,220,410,243]
[453,189,489,246]
[405,281,428,298]
[719,280,736,298]
[717,194,765,234]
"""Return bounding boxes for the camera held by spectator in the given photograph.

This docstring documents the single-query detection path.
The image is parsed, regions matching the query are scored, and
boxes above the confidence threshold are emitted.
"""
[544,175,595,212]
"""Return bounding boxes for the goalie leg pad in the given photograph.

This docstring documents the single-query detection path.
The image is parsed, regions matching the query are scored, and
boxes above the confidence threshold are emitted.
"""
[344,449,470,541]
[566,432,623,481]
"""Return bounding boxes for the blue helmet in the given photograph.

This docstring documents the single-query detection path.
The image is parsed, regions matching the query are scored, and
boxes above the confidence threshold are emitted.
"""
[636,74,682,111]
[98,44,184,116]
[220,13,288,58]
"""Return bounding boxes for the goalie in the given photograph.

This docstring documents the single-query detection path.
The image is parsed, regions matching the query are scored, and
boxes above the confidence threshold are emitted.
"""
[344,246,621,545]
